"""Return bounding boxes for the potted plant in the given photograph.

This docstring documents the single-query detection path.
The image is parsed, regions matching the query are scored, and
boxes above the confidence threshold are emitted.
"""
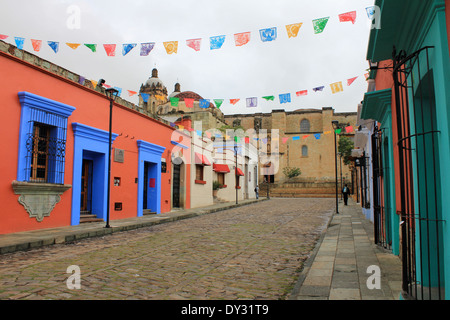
[213,181,221,197]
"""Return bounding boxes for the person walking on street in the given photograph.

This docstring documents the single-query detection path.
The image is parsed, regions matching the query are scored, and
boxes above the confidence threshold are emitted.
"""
[342,184,351,205]
[255,185,259,199]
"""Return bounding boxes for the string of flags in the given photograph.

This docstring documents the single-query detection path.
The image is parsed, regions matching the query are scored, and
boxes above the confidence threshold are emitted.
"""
[182,123,356,144]
[0,6,376,56]
[75,71,369,111]
[139,72,369,106]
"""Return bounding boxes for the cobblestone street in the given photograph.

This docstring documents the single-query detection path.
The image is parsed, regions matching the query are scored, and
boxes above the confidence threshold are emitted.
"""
[0,198,334,300]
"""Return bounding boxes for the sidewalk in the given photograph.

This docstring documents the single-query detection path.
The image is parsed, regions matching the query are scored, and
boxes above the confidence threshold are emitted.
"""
[0,198,265,255]
[289,198,403,300]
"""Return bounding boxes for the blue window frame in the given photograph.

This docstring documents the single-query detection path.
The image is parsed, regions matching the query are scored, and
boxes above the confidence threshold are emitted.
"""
[17,92,75,184]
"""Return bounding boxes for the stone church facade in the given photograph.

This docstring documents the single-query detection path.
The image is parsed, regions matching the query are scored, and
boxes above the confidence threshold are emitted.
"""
[224,108,357,197]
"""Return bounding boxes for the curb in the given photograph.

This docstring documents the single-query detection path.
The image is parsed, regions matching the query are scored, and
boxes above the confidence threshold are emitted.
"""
[287,208,337,300]
[0,198,268,255]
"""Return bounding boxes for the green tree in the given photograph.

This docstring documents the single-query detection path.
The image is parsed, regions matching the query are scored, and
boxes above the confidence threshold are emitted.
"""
[338,136,354,165]
[283,167,302,179]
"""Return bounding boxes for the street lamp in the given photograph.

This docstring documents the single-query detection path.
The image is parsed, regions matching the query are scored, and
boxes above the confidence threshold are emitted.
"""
[234,145,238,205]
[105,86,119,228]
[338,152,343,200]
[332,120,340,214]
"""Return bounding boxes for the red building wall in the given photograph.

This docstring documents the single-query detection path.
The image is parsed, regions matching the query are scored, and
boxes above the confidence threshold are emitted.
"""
[371,60,402,215]
[0,50,190,234]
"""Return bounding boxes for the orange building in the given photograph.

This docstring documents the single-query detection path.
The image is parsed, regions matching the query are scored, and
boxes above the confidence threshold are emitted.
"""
[0,41,190,234]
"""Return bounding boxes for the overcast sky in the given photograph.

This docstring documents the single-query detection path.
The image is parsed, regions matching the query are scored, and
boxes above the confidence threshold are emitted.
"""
[1,0,375,115]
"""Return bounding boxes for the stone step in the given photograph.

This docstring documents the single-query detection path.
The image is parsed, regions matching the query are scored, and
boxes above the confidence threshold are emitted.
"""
[80,217,105,223]
[143,209,156,215]
[80,213,104,223]
[267,194,335,198]
[264,189,336,195]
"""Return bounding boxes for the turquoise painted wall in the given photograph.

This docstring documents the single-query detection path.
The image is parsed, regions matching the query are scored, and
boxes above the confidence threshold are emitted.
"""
[404,4,450,298]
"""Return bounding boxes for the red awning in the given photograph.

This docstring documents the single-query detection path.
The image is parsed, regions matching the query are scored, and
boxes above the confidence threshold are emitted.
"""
[194,152,211,166]
[235,168,244,176]
[213,163,230,173]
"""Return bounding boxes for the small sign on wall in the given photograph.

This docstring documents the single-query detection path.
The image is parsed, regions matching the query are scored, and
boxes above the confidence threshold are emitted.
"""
[161,158,167,173]
[114,148,124,163]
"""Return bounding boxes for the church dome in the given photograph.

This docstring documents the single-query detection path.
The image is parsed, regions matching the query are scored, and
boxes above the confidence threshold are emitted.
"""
[173,91,204,101]
[144,68,165,88]
[169,83,181,98]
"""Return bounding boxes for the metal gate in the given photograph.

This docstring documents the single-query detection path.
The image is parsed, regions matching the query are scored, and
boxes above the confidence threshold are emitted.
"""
[372,127,391,250]
[172,163,181,208]
[392,46,444,300]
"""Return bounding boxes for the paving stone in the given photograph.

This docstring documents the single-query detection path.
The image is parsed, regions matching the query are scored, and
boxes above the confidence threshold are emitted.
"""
[329,288,361,300]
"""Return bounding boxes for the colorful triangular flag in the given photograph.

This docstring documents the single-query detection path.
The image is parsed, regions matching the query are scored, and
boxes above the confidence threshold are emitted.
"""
[259,27,277,42]
[210,35,226,50]
[140,42,155,56]
[339,11,357,24]
[214,99,224,108]
[186,38,201,51]
[103,44,116,56]
[347,77,358,86]
[296,90,308,96]
[141,93,150,103]
[66,43,81,50]
[84,43,97,52]
[234,32,251,46]
[199,99,210,108]
[313,86,325,92]
[14,37,25,49]
[122,43,137,56]
[285,23,303,38]
[246,97,257,107]
[366,6,376,19]
[47,41,59,53]
[170,97,179,106]
[262,96,275,101]
[113,87,122,97]
[279,93,291,104]
[312,17,330,34]
[230,99,240,105]
[330,81,344,94]
[163,41,178,54]
[184,98,194,108]
[31,39,42,52]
